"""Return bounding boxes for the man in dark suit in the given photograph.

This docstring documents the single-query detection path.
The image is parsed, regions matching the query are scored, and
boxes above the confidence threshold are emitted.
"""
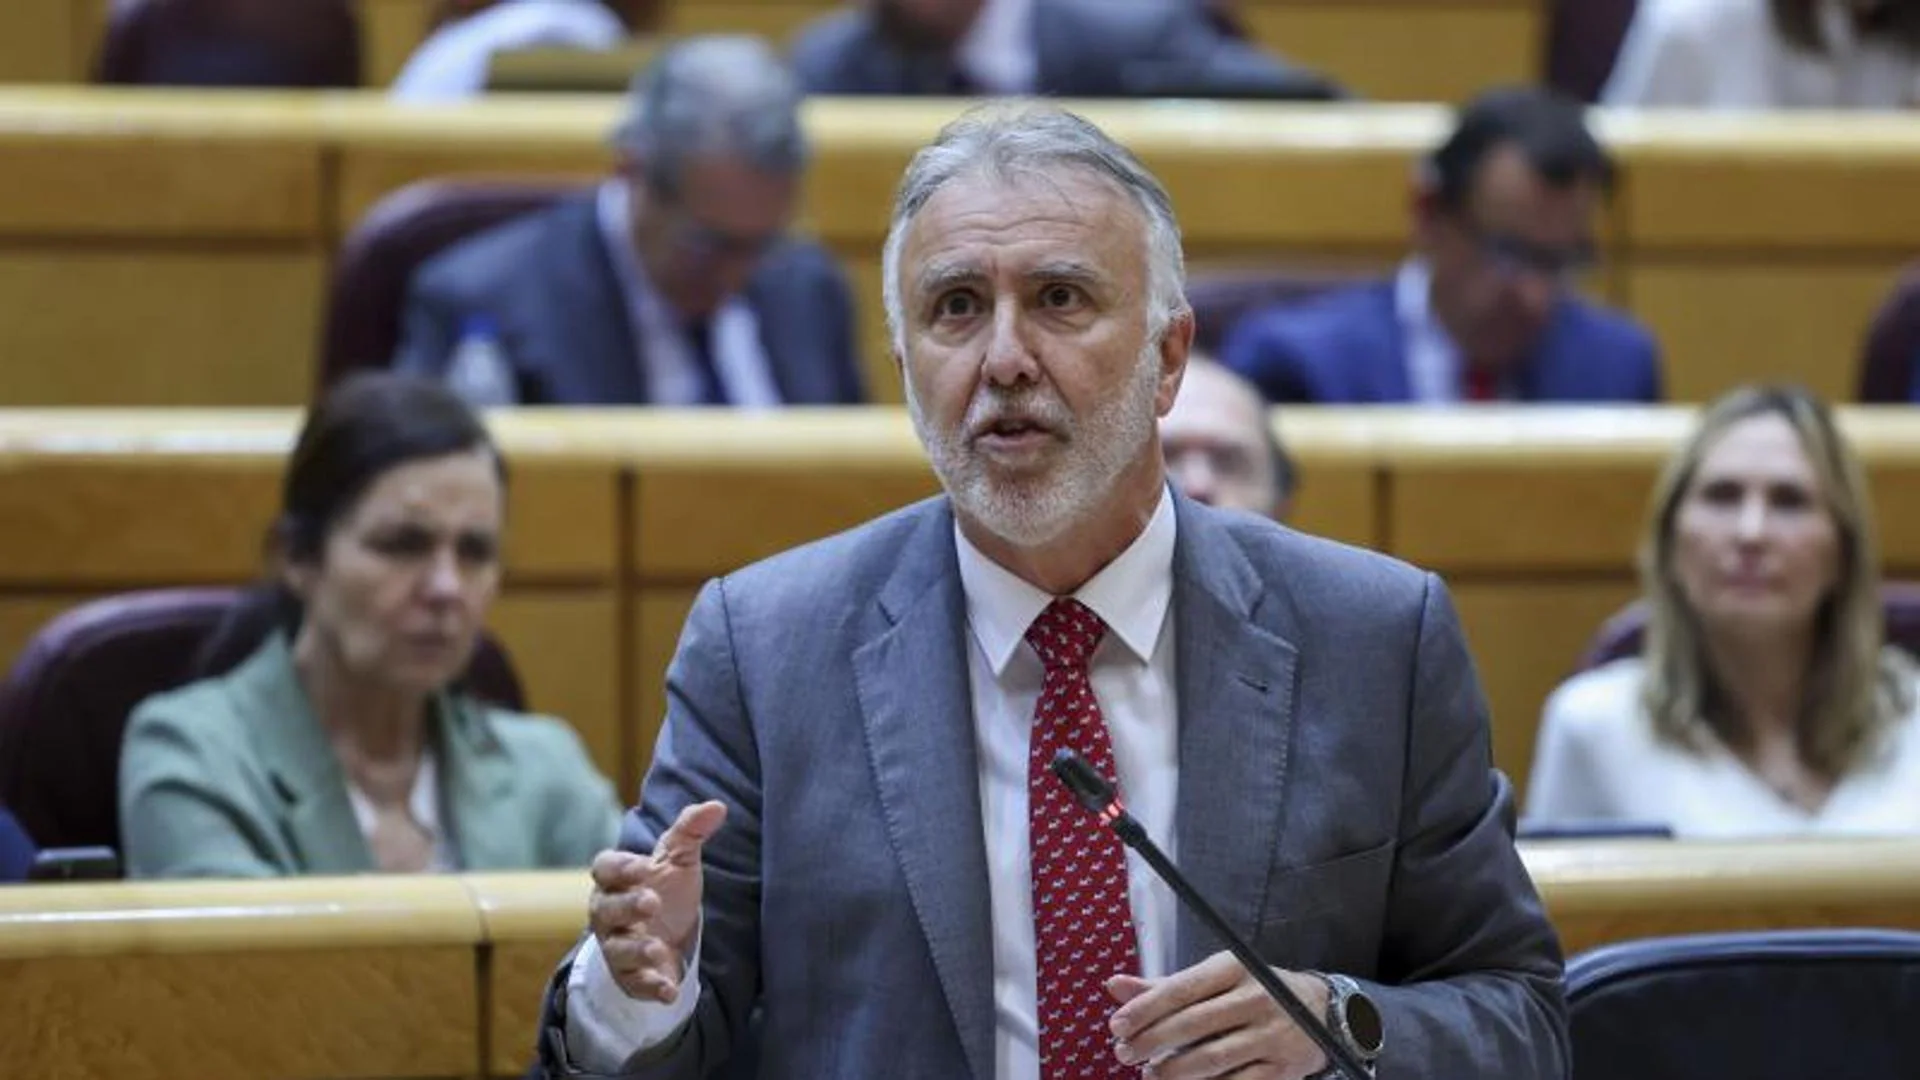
[1224,86,1662,405]
[789,0,1343,100]
[535,103,1565,1080]
[393,35,866,406]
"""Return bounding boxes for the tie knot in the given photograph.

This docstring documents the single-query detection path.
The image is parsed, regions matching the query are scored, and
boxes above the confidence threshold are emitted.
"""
[1025,599,1106,673]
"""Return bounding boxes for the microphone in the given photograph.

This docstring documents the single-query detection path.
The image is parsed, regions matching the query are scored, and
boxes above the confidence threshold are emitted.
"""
[1050,749,1374,1079]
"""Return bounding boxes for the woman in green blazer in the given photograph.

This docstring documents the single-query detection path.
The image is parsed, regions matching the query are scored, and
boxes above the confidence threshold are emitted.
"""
[119,373,621,878]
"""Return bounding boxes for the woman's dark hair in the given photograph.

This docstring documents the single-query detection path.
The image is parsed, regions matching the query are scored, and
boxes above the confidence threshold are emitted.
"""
[1771,0,1920,55]
[192,372,505,676]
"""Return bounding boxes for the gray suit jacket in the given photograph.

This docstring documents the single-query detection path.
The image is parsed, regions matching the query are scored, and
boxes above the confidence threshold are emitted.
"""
[392,191,866,405]
[538,493,1567,1079]
[790,0,1345,100]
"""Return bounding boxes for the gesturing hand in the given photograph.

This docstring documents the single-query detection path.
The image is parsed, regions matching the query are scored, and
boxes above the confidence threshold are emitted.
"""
[588,801,728,1004]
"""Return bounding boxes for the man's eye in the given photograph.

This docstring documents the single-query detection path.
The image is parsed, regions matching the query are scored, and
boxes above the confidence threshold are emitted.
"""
[936,292,979,318]
[1041,284,1082,308]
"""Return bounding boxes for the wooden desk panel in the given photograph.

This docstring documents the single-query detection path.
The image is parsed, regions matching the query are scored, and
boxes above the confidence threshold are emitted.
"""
[0,457,282,585]
[1452,579,1642,795]
[0,135,321,239]
[1242,2,1538,103]
[465,873,591,1077]
[1526,838,1920,955]
[1628,260,1907,405]
[0,250,325,407]
[356,0,436,86]
[0,875,482,1080]
[0,0,80,83]
[489,590,623,785]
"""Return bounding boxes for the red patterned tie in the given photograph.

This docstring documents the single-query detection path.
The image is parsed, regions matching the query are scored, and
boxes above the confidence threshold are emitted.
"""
[1026,599,1142,1079]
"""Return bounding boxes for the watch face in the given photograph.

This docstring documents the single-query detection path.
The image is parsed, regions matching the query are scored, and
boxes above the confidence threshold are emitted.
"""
[1346,991,1386,1053]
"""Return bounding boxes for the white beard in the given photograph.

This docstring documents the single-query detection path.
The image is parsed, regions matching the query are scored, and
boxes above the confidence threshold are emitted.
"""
[907,342,1163,547]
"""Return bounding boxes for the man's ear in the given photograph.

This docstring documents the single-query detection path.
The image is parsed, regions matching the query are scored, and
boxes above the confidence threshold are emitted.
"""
[1154,310,1195,418]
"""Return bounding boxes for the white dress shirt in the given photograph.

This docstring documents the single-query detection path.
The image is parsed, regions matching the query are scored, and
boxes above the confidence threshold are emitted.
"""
[388,0,627,102]
[566,487,1184,1079]
[1603,0,1920,109]
[593,182,783,408]
[342,745,457,871]
[1525,657,1920,837]
[959,0,1039,94]
[1395,258,1470,404]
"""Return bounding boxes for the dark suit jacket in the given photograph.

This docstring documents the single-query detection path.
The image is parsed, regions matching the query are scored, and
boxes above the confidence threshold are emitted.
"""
[537,492,1567,1079]
[790,0,1344,100]
[393,191,866,405]
[1222,280,1663,404]
[0,807,34,882]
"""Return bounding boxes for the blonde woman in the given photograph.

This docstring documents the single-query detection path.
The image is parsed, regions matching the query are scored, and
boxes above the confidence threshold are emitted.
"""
[1525,385,1920,836]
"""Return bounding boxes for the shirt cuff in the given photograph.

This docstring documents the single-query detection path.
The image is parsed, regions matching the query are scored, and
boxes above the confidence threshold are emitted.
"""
[563,930,703,1072]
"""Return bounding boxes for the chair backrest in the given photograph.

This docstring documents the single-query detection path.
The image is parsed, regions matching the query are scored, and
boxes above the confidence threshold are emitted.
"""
[1576,581,1920,672]
[1858,261,1920,402]
[316,178,580,393]
[0,587,526,854]
[1567,928,1920,1078]
[93,0,362,88]
[1544,0,1640,103]
[1184,266,1368,357]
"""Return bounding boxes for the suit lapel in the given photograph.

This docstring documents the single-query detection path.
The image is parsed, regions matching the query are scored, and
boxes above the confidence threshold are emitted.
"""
[1371,283,1416,403]
[238,638,375,875]
[1170,498,1299,967]
[852,503,996,1080]
[436,696,521,870]
[536,192,649,403]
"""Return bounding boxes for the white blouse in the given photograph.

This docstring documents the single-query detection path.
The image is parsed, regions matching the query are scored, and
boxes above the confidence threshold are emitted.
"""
[344,745,457,871]
[1603,0,1920,109]
[1525,658,1920,838]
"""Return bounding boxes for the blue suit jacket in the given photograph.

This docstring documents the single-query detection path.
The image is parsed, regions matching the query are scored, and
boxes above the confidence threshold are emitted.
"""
[537,492,1566,1079]
[0,807,35,882]
[1221,280,1662,404]
[393,192,866,406]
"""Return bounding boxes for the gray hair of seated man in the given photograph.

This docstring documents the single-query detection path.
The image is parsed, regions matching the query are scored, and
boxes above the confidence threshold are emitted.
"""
[880,104,1189,357]
[610,34,808,197]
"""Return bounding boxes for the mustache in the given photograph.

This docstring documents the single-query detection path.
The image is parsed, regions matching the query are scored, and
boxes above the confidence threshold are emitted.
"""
[963,389,1072,439]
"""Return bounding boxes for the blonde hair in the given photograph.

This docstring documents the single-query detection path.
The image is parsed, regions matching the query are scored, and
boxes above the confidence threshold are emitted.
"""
[1637,385,1913,778]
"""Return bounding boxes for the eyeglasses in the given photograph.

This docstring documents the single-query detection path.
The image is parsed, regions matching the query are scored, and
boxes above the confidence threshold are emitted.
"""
[1452,215,1598,283]
[652,187,784,263]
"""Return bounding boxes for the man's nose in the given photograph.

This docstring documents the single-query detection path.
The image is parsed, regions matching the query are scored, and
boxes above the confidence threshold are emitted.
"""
[980,300,1040,387]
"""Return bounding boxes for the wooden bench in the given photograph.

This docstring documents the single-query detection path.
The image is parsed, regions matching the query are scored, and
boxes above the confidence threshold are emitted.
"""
[0,873,484,1079]
[5,836,1917,1076]
[0,92,1916,406]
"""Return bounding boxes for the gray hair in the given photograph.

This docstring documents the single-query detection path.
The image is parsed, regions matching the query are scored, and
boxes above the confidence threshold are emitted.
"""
[881,104,1189,355]
[611,35,807,196]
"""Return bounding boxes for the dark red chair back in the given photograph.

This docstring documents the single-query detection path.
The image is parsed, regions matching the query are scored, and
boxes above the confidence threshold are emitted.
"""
[1544,0,1640,103]
[1858,262,1920,403]
[317,178,580,393]
[94,0,362,88]
[0,588,524,854]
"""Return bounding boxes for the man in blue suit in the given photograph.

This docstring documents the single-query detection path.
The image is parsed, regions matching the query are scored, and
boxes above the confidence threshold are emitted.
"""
[394,36,866,407]
[1224,86,1661,405]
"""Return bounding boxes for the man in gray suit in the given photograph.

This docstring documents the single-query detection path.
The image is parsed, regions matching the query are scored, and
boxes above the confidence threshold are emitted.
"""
[790,0,1344,100]
[393,36,866,406]
[538,105,1567,1079]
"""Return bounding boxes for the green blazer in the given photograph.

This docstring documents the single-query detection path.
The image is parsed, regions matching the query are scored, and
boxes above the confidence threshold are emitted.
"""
[118,635,622,879]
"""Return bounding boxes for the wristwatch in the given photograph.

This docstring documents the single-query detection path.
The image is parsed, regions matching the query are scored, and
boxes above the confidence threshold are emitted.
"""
[1307,971,1384,1078]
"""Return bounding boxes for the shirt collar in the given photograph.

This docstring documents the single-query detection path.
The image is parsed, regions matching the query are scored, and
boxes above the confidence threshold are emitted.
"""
[954,483,1177,677]
[1394,257,1446,339]
[595,179,660,310]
